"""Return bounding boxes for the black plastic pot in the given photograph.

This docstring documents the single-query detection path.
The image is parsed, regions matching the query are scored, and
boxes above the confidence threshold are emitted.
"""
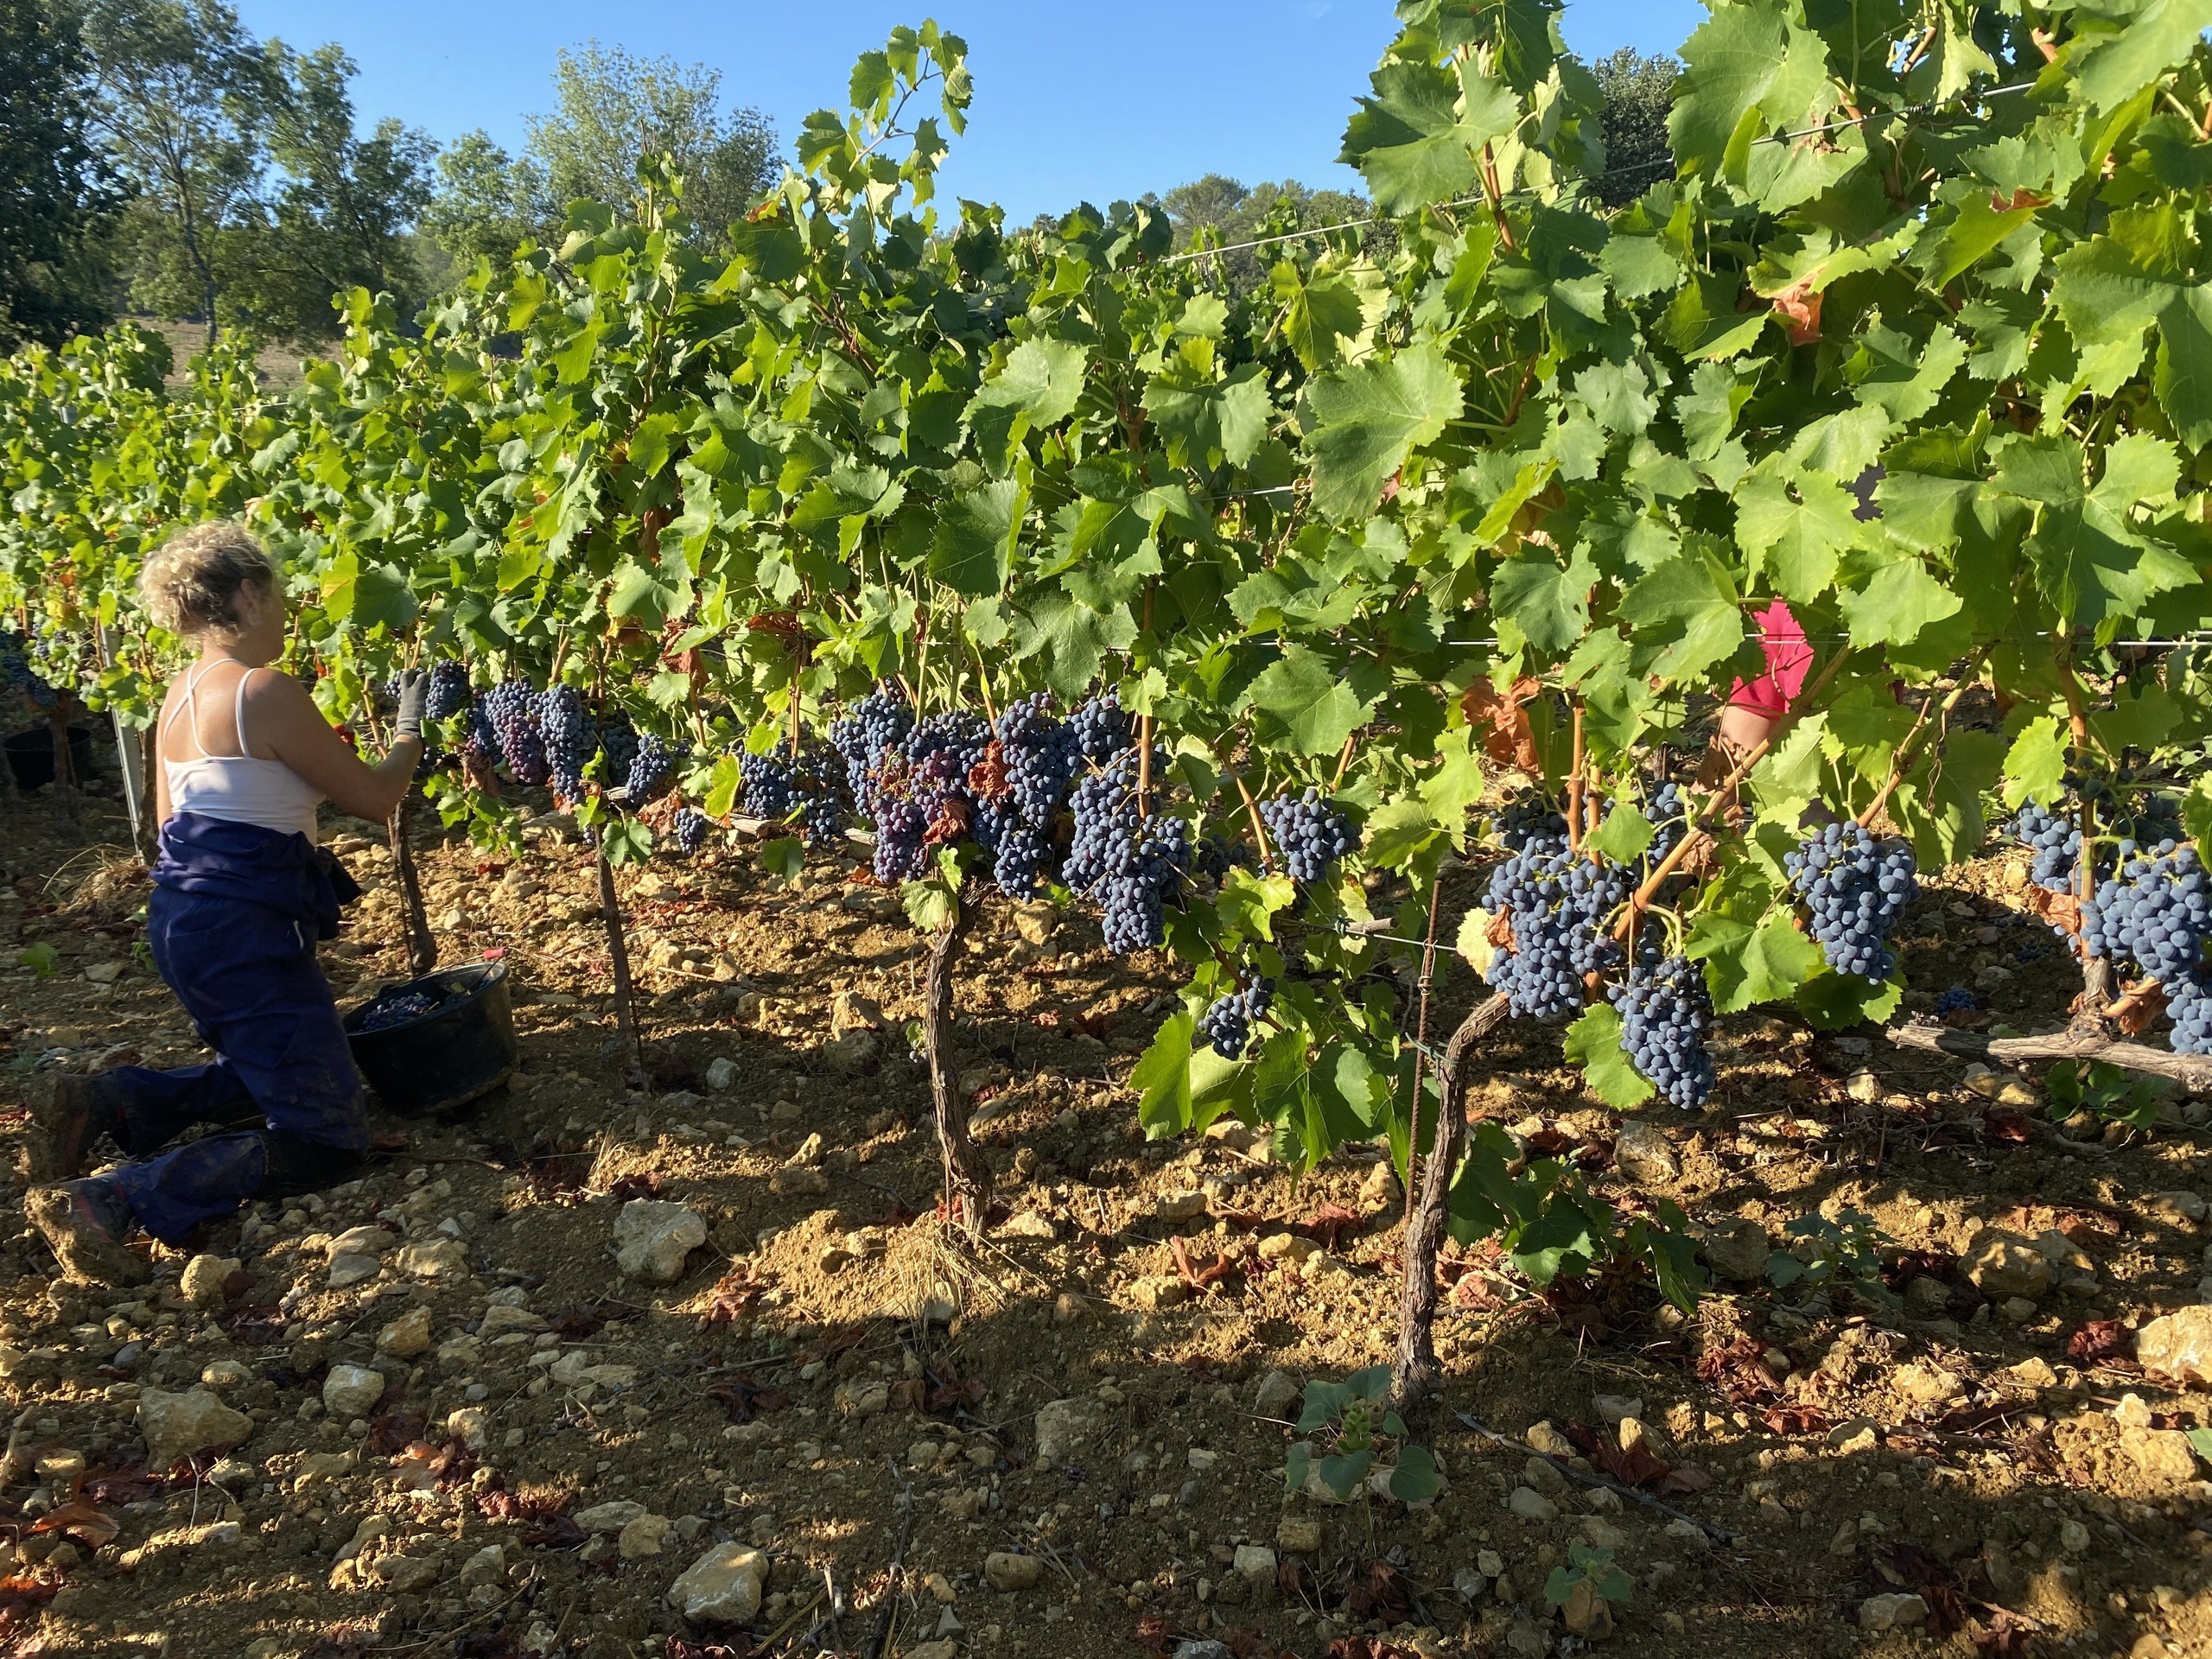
[343,958,518,1118]
[5,725,96,791]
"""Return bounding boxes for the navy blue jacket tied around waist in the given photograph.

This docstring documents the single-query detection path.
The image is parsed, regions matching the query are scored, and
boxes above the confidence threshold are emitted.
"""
[152,810,362,938]
[99,810,369,1243]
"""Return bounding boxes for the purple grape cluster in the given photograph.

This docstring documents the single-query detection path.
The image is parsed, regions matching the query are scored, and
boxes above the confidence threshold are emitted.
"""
[671,805,712,855]
[862,710,992,883]
[600,711,639,788]
[626,732,679,805]
[1198,978,1274,1058]
[1068,691,1133,763]
[1785,823,1916,982]
[1257,789,1362,884]
[2082,841,2211,988]
[426,660,471,721]
[830,684,915,821]
[1933,986,1976,1014]
[741,743,846,845]
[538,684,595,799]
[482,680,548,785]
[1065,747,1191,953]
[1481,842,1629,1020]
[971,694,1082,897]
[2012,800,2080,897]
[1495,791,1567,852]
[1608,955,1715,1109]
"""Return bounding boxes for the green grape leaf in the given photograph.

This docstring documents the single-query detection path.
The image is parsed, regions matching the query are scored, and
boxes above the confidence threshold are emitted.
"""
[1992,431,2195,639]
[1617,547,1745,685]
[1305,345,1464,523]
[1492,547,1594,654]
[1145,357,1270,470]
[2068,0,2212,115]
[1688,908,1823,1014]
[1315,1449,1374,1500]
[1363,798,1444,871]
[929,480,1027,597]
[1796,969,1904,1031]
[1586,803,1654,868]
[2000,715,2069,810]
[1565,1003,1656,1109]
[2051,208,2212,448]
[1272,257,1388,372]
[1132,1011,1197,1139]
[703,754,742,820]
[1282,1442,1313,1494]
[1242,645,1380,756]
[1338,58,1521,215]
[759,836,805,887]
[601,818,654,868]
[1734,466,1857,602]
[1837,554,1964,649]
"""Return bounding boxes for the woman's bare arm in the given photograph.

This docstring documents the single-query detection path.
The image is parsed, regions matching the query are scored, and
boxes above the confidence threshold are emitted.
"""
[247,671,422,822]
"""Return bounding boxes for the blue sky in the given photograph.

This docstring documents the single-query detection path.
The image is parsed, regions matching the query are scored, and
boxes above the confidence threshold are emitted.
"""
[236,2,1704,222]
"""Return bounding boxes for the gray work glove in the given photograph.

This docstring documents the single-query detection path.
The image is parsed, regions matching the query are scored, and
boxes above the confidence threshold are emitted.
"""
[391,669,429,739]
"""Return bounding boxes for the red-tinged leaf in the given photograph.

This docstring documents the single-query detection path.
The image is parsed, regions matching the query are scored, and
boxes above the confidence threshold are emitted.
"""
[1770,278,1822,345]
[602,1173,663,1204]
[1972,1609,2041,1656]
[1170,1235,1246,1293]
[30,1497,118,1548]
[1464,675,1541,771]
[1591,1439,1673,1488]
[1760,1403,1829,1435]
[1982,1109,2031,1145]
[2066,1319,2132,1367]
[1659,1463,1713,1495]
[707,1377,791,1424]
[1128,1614,1179,1654]
[1448,1268,1504,1311]
[1298,1202,1366,1251]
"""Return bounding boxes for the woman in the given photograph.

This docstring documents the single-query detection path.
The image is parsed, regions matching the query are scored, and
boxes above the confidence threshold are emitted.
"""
[24,522,427,1286]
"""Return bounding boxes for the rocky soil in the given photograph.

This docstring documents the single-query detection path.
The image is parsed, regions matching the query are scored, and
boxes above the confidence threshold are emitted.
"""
[0,764,2208,1659]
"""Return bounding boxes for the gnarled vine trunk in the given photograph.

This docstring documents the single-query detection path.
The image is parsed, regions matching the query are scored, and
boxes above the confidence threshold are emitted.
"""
[1394,990,1512,1411]
[387,793,436,977]
[597,846,641,1062]
[925,898,991,1232]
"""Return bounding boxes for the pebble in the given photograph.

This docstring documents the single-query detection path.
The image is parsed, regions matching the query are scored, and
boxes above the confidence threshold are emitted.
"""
[1859,1592,1929,1631]
[1508,1485,1559,1522]
[137,1388,253,1469]
[377,1306,434,1358]
[984,1551,1041,1592]
[667,1543,767,1623]
[613,1199,708,1284]
[2136,1306,2212,1387]
[1523,1421,1573,1458]
[619,1513,675,1560]
[1276,1516,1323,1554]
[177,1254,238,1308]
[1964,1229,2052,1300]
[1253,1370,1299,1421]
[199,1359,251,1389]
[322,1363,386,1421]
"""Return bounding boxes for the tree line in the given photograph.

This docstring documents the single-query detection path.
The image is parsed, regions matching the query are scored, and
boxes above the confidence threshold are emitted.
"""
[0,0,1679,351]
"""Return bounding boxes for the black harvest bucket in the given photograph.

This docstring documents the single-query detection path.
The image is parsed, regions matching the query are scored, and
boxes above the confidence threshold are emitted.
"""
[343,958,518,1117]
[5,726,96,790]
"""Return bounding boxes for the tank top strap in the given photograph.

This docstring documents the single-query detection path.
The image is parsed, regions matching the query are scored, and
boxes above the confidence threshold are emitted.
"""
[162,661,214,757]
[232,666,257,759]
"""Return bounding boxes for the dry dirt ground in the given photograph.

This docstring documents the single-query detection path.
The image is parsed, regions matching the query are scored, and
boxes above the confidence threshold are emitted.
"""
[0,756,2209,1659]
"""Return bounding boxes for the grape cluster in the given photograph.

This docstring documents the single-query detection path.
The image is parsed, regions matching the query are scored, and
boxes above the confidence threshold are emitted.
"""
[1198,978,1274,1059]
[1065,747,1191,953]
[425,660,472,722]
[0,631,57,710]
[671,806,712,855]
[2012,800,2082,897]
[862,710,992,883]
[482,680,548,785]
[626,732,679,805]
[830,684,914,821]
[1481,843,1629,1020]
[2169,978,2212,1054]
[1608,955,1716,1109]
[1257,789,1362,884]
[355,984,464,1033]
[1638,780,1688,870]
[537,684,596,799]
[1933,986,1976,1015]
[600,713,639,790]
[1068,692,1132,763]
[1496,792,1567,853]
[1785,823,1916,981]
[1194,835,1255,880]
[971,694,1082,897]
[739,748,799,823]
[2082,841,2212,987]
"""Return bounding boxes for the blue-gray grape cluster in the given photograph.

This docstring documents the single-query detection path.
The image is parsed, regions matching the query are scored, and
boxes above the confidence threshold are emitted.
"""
[0,631,57,709]
[1495,791,1567,852]
[1198,978,1274,1059]
[1066,747,1192,953]
[1481,834,1630,1020]
[1609,954,1716,1108]
[1785,823,1916,982]
[626,732,679,805]
[971,693,1082,898]
[481,680,548,786]
[739,744,845,845]
[671,806,712,855]
[1068,691,1131,763]
[1257,789,1363,884]
[537,684,595,799]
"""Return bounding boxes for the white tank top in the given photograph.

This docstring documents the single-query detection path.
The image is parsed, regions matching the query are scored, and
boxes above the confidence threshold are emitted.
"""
[161,660,324,842]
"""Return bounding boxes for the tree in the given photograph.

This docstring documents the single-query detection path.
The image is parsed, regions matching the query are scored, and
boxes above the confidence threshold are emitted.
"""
[419,131,543,276]
[80,0,273,346]
[1589,48,1678,207]
[248,42,434,338]
[0,0,124,347]
[1153,175,1377,291]
[524,42,778,244]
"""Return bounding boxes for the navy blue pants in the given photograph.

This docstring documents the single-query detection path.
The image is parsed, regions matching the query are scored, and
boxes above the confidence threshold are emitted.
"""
[101,885,367,1243]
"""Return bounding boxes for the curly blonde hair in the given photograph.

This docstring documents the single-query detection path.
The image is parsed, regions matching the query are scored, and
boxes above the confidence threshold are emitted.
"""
[138,522,278,637]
